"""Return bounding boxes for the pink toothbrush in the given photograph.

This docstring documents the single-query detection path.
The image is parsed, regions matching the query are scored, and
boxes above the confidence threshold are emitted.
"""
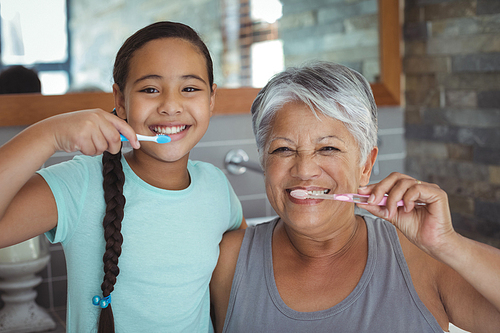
[290,189,404,207]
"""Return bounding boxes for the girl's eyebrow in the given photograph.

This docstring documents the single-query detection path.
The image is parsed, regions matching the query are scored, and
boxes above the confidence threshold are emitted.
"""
[182,74,207,85]
[134,74,162,85]
[133,74,207,85]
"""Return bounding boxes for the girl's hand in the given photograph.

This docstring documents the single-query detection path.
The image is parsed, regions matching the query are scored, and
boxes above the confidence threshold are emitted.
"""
[358,172,455,257]
[40,109,140,155]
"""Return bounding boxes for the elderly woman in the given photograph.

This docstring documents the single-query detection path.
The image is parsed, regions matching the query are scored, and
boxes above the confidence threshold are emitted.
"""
[210,62,500,332]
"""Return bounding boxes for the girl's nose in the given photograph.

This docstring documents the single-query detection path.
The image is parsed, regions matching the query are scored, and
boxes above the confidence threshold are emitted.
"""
[290,153,322,181]
[158,93,182,115]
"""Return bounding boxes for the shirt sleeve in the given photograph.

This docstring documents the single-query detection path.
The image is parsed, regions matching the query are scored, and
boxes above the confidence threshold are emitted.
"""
[36,156,92,244]
[226,177,243,231]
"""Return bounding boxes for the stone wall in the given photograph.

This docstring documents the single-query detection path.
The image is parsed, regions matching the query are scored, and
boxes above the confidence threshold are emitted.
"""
[279,0,380,82]
[403,0,500,246]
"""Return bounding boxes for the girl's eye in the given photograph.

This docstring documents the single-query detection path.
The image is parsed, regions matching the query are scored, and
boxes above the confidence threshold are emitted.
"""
[141,87,159,94]
[183,87,199,92]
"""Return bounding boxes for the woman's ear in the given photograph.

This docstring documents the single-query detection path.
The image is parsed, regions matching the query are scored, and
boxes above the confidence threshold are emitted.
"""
[359,147,378,186]
[112,83,127,120]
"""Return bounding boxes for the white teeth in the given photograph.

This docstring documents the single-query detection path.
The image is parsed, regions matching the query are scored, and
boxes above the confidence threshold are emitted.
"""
[154,125,186,135]
[308,190,328,195]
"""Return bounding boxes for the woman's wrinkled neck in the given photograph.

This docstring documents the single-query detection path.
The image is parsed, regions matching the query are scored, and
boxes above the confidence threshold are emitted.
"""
[275,214,366,261]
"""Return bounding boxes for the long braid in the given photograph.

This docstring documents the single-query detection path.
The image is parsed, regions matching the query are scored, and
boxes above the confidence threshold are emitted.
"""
[98,150,125,333]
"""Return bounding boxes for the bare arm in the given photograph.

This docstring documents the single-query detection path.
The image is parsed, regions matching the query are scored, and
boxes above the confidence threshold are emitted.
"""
[359,172,500,332]
[436,234,500,332]
[0,109,139,247]
[0,174,58,247]
[210,229,245,333]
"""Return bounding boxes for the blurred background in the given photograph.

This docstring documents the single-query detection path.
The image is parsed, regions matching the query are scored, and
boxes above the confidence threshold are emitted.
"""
[0,0,498,331]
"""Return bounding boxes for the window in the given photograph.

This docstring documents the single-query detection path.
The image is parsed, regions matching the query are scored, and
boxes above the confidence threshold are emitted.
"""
[0,0,70,94]
[240,0,283,87]
[221,0,283,87]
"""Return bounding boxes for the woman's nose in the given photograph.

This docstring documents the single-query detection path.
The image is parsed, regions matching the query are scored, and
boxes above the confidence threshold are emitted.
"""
[158,92,182,115]
[290,153,322,180]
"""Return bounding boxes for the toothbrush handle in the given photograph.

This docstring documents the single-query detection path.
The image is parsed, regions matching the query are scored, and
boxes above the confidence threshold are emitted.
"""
[310,193,408,207]
[374,196,404,207]
[135,134,155,142]
[120,134,156,142]
[350,194,404,206]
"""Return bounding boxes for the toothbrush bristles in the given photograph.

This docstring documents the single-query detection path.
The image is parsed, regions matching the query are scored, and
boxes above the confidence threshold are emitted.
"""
[155,135,171,144]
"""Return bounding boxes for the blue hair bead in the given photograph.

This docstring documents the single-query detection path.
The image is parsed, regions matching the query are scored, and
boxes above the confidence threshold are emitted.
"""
[92,294,111,308]
[99,299,108,308]
[92,295,101,306]
[100,295,111,308]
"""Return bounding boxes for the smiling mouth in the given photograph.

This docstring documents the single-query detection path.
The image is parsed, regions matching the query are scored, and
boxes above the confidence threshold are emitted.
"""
[287,189,330,196]
[150,125,188,135]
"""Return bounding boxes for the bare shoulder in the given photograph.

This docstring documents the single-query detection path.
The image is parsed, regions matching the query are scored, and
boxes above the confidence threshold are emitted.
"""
[397,229,441,274]
[221,228,246,250]
[214,229,246,282]
[210,229,246,333]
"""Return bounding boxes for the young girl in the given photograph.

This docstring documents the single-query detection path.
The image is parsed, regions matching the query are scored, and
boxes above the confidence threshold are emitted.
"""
[0,21,245,332]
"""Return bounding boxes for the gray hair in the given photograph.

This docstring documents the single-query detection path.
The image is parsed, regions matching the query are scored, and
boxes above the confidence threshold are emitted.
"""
[251,61,378,166]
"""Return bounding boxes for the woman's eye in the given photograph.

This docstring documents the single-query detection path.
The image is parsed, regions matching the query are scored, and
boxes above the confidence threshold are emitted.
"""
[270,147,294,155]
[141,87,159,94]
[319,146,340,154]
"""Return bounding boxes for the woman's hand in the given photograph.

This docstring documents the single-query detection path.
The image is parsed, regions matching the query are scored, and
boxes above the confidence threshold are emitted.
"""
[40,108,140,155]
[360,173,500,326]
[357,172,455,257]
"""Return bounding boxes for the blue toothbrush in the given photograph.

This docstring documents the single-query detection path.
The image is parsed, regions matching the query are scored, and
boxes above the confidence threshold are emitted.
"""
[120,134,171,144]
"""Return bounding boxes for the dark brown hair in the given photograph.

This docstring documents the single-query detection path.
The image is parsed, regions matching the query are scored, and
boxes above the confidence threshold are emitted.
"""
[113,21,214,93]
[0,65,41,94]
[99,21,213,333]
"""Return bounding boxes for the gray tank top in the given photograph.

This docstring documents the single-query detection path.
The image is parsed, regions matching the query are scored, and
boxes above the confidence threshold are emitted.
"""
[222,216,444,333]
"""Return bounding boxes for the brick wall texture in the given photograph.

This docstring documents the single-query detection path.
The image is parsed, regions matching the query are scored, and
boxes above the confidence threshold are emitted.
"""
[280,0,380,82]
[404,0,500,246]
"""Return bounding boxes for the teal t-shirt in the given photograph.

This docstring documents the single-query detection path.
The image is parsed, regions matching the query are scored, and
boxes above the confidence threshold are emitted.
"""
[37,155,242,332]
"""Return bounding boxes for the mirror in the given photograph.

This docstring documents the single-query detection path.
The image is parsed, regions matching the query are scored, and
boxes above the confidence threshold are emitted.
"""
[0,0,400,126]
[0,0,391,91]
[81,0,378,91]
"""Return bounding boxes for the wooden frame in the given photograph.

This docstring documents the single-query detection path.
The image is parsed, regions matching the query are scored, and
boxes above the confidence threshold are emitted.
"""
[373,0,402,106]
[0,0,400,127]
